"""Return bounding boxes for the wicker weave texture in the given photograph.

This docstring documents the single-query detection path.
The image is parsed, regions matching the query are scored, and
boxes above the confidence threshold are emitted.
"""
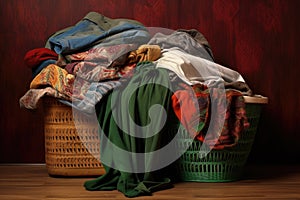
[43,98,105,176]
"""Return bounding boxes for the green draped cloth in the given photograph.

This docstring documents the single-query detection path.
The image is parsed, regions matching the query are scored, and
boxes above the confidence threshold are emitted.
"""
[84,62,179,197]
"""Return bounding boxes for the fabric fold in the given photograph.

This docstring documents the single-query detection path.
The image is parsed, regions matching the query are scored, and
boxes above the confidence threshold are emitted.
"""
[84,62,178,197]
[46,12,150,54]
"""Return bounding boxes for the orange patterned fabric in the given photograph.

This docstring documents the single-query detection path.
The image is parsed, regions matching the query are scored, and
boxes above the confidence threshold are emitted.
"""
[30,64,73,98]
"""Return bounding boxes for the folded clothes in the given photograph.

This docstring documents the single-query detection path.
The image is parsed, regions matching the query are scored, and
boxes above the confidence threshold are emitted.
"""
[29,64,73,99]
[31,59,56,78]
[46,12,150,54]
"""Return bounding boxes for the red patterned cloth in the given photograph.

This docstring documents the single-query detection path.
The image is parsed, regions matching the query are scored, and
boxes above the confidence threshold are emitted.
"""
[172,83,249,149]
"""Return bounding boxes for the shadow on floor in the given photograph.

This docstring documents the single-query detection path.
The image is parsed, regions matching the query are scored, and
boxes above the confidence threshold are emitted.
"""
[242,163,300,180]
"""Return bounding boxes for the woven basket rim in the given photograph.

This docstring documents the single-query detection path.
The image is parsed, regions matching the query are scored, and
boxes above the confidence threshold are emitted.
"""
[244,95,268,104]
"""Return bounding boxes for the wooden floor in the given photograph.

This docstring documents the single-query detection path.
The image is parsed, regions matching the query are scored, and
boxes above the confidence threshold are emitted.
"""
[0,164,300,200]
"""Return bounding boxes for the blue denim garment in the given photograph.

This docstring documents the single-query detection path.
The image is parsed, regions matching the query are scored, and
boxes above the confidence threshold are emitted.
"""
[48,14,150,54]
[92,29,151,49]
[32,59,56,77]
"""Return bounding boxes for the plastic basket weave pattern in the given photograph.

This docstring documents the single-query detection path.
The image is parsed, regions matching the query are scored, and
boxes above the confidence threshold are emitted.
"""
[43,97,105,176]
[175,96,267,182]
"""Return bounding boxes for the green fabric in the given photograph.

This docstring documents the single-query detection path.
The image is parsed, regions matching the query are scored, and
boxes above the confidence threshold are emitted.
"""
[84,62,178,198]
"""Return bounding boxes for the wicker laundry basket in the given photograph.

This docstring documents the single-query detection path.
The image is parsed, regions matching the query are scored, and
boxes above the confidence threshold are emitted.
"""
[174,95,268,182]
[42,95,266,179]
[43,97,105,176]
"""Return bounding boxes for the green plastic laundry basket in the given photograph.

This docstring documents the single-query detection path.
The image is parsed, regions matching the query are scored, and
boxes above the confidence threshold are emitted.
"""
[175,95,268,182]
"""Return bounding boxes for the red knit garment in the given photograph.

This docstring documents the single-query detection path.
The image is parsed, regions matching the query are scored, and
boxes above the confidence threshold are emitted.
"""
[24,48,58,69]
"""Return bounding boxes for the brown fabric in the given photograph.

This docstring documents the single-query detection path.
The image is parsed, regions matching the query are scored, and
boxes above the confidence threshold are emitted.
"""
[128,45,161,63]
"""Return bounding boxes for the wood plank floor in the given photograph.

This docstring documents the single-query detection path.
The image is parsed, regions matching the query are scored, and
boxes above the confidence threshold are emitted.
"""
[0,164,299,200]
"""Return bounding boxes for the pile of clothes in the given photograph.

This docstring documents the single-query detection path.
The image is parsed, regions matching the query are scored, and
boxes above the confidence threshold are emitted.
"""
[20,11,252,198]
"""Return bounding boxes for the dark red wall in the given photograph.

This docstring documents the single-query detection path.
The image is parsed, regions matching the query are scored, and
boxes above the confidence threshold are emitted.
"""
[1,0,299,163]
